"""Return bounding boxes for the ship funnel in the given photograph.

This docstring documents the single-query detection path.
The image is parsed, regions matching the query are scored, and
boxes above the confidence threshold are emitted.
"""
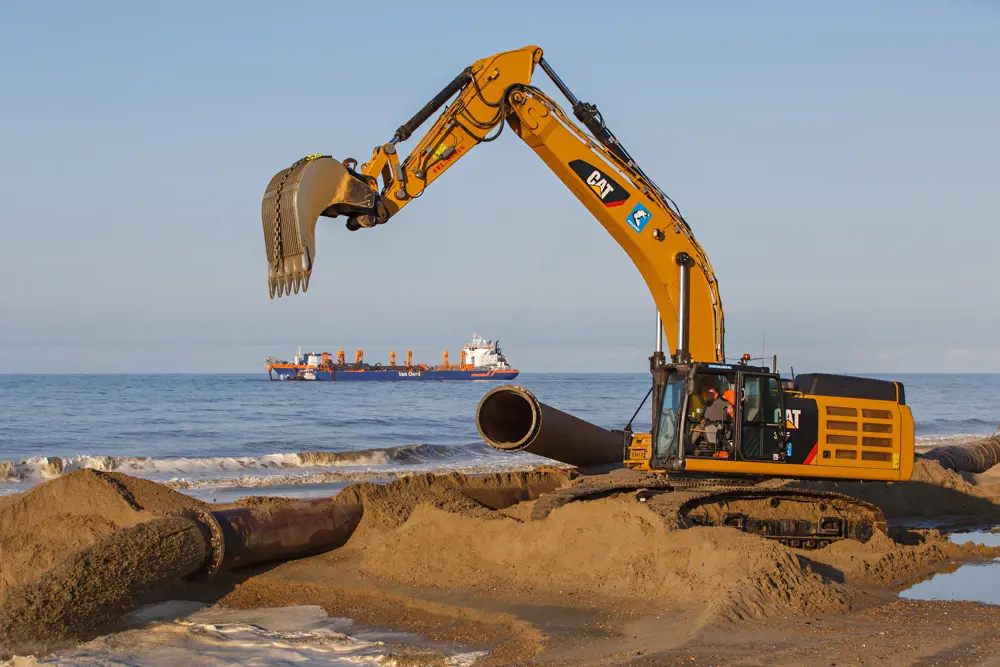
[262,156,381,299]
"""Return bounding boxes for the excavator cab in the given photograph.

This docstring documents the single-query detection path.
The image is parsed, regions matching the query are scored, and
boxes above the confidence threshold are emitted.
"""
[633,360,791,473]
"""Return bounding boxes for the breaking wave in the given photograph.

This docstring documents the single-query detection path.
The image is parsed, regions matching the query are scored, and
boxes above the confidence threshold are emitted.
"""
[0,443,548,487]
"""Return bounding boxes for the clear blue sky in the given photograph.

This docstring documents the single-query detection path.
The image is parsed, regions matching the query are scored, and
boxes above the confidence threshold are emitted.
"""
[1,1,997,374]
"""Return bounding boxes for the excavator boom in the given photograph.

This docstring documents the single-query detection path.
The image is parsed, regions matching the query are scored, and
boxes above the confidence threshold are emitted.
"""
[260,45,725,363]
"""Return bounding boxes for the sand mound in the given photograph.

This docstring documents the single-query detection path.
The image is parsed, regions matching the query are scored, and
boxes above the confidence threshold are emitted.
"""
[358,496,855,622]
[333,470,571,535]
[0,470,205,604]
[351,470,1000,624]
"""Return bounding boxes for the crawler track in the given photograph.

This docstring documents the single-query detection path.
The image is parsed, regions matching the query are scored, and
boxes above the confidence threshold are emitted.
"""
[530,478,887,549]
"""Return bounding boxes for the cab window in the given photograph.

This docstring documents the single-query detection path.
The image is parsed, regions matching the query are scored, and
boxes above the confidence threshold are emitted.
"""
[742,375,782,425]
[654,372,686,460]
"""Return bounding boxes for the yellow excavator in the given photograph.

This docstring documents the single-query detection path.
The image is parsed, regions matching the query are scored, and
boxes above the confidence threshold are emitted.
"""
[260,45,914,548]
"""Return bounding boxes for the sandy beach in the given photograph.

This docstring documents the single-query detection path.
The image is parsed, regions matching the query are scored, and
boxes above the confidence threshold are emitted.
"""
[2,446,1000,665]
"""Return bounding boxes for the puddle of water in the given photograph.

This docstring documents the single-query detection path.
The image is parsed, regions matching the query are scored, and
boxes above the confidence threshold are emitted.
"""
[946,529,1000,549]
[899,527,1000,605]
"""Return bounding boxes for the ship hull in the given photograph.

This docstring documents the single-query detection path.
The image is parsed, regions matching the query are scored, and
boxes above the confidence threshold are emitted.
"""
[268,367,519,382]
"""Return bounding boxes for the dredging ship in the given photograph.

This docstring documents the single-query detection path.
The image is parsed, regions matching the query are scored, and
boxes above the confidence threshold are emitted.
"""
[265,334,519,381]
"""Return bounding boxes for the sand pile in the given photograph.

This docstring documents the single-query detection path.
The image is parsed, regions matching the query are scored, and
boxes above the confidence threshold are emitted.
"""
[801,525,1000,592]
[354,489,1000,624]
[358,496,857,622]
[333,469,572,535]
[342,464,1000,624]
[0,469,206,604]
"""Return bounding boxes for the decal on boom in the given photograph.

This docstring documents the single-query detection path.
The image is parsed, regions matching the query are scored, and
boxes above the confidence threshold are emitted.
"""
[569,159,630,207]
[626,202,652,233]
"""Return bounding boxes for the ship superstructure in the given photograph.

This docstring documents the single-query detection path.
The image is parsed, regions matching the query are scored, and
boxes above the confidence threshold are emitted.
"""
[461,334,514,371]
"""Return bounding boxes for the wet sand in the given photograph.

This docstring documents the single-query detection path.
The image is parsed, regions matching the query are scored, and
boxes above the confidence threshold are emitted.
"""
[2,454,1000,665]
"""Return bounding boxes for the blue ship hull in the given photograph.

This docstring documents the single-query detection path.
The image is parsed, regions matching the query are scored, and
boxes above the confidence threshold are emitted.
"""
[269,367,519,382]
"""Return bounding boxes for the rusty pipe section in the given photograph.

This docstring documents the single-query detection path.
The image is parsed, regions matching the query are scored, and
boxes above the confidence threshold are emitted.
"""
[184,499,363,577]
[922,437,1000,475]
[476,384,623,468]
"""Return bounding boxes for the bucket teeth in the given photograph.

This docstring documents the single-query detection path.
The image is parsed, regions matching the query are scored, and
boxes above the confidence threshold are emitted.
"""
[268,265,313,299]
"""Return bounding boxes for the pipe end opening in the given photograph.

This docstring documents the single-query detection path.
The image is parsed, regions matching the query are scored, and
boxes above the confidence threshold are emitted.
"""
[477,386,538,450]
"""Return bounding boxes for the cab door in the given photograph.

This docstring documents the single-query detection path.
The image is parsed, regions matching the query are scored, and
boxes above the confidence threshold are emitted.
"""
[737,373,787,462]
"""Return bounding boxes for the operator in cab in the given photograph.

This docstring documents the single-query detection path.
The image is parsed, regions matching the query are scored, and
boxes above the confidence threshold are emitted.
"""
[686,381,737,458]
[701,387,734,423]
[688,384,714,423]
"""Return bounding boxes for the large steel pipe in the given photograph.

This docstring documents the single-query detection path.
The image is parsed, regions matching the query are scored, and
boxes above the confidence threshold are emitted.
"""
[922,437,1000,475]
[476,384,624,468]
[187,499,364,577]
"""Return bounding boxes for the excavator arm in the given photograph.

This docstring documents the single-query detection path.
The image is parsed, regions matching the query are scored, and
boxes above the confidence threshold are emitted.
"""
[261,45,725,363]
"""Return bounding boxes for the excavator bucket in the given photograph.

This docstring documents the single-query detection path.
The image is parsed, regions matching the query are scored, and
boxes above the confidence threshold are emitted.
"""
[261,155,376,298]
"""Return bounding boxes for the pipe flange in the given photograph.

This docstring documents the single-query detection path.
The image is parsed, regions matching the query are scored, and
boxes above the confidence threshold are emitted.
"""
[182,507,226,579]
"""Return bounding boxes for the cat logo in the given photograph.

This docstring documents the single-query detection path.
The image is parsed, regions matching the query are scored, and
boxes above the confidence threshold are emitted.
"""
[785,408,801,429]
[587,170,615,199]
[569,159,630,207]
